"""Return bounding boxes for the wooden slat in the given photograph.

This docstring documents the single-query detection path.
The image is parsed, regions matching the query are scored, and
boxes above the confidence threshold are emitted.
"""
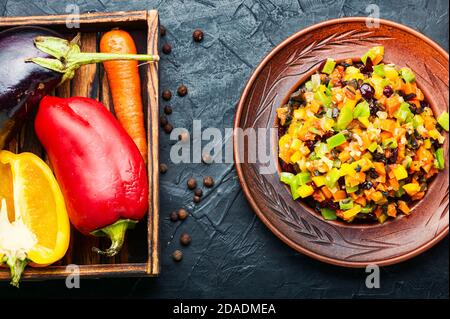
[70,32,101,266]
[0,10,147,30]
[0,263,150,280]
[146,10,160,276]
[0,10,159,280]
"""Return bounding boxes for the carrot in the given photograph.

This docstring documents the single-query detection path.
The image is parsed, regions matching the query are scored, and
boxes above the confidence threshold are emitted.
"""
[100,29,148,161]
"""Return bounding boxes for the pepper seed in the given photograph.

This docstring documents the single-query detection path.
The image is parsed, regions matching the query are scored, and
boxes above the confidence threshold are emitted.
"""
[177,208,189,220]
[203,176,214,188]
[194,188,203,197]
[193,29,204,42]
[193,195,201,203]
[159,115,168,127]
[162,89,172,101]
[162,43,172,54]
[180,233,192,246]
[163,123,173,134]
[177,85,188,97]
[164,105,172,115]
[160,25,166,37]
[159,163,168,174]
[169,211,178,222]
[172,250,183,262]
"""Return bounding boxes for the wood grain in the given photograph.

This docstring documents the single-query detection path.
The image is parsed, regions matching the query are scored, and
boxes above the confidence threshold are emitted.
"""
[146,10,160,276]
[0,10,160,280]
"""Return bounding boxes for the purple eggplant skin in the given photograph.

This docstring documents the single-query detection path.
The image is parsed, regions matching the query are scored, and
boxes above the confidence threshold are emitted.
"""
[0,26,63,149]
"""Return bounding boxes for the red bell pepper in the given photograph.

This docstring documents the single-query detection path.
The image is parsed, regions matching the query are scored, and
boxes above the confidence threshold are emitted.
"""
[35,96,148,256]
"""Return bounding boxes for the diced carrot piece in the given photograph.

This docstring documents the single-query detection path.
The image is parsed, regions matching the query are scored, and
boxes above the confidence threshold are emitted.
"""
[312,190,325,202]
[410,161,421,171]
[389,178,400,191]
[332,190,347,201]
[355,196,366,207]
[403,82,417,95]
[411,191,425,201]
[355,172,366,183]
[398,200,410,214]
[373,162,386,176]
[321,186,333,199]
[376,183,387,192]
[381,119,397,133]
[387,204,397,218]
[380,131,393,140]
[339,150,351,163]
[374,207,383,218]
[386,97,400,116]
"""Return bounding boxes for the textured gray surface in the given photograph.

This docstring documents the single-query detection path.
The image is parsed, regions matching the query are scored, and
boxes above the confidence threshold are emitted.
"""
[0,0,448,298]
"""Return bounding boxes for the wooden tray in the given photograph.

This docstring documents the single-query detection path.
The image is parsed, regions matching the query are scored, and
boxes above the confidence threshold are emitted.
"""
[0,10,160,279]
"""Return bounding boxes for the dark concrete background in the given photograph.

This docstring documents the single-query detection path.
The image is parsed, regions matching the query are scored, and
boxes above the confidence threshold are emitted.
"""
[0,0,448,298]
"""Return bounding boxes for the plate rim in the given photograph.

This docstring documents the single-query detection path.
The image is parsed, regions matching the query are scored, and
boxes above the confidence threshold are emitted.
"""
[233,17,449,268]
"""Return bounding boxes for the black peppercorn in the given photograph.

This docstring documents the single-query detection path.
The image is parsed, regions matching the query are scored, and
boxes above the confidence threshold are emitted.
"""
[172,250,183,262]
[160,25,166,37]
[202,153,212,164]
[160,115,168,127]
[193,195,201,203]
[169,211,178,222]
[177,84,188,97]
[177,208,189,220]
[193,29,204,42]
[162,89,172,101]
[178,132,189,142]
[164,105,172,115]
[194,188,203,197]
[163,123,173,134]
[180,233,192,246]
[187,178,197,190]
[203,176,214,188]
[159,163,168,174]
[162,43,172,54]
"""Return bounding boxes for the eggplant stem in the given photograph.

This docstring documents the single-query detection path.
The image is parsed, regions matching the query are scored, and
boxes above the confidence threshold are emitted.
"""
[91,219,138,257]
[29,35,159,85]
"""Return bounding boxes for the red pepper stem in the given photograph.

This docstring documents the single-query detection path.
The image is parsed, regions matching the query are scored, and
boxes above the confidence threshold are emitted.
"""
[4,256,28,288]
[91,219,138,257]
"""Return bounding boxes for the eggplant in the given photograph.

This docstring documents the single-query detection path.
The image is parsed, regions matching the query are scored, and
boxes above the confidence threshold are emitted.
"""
[0,27,61,148]
[0,26,159,149]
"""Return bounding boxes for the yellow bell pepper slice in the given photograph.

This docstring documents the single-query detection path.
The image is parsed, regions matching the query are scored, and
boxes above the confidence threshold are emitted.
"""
[0,151,70,287]
[392,165,408,180]
[343,204,362,221]
[297,184,314,198]
[402,183,420,196]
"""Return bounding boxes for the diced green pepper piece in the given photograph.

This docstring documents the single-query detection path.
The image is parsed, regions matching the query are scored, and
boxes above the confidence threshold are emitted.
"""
[382,137,398,149]
[361,205,374,213]
[395,187,405,197]
[320,208,337,221]
[435,148,445,170]
[437,111,449,132]
[339,198,354,210]
[346,185,359,193]
[412,114,424,129]
[305,80,313,92]
[295,172,312,185]
[322,58,336,75]
[361,46,384,65]
[314,142,329,158]
[280,172,295,185]
[353,101,370,118]
[326,132,346,149]
[399,67,416,83]
[394,102,413,123]
[368,142,378,153]
[373,64,385,77]
[311,74,321,91]
[335,105,354,131]
[325,168,340,188]
[314,90,332,107]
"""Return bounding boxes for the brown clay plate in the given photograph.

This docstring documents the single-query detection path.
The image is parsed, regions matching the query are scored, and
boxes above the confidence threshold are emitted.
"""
[234,17,449,267]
